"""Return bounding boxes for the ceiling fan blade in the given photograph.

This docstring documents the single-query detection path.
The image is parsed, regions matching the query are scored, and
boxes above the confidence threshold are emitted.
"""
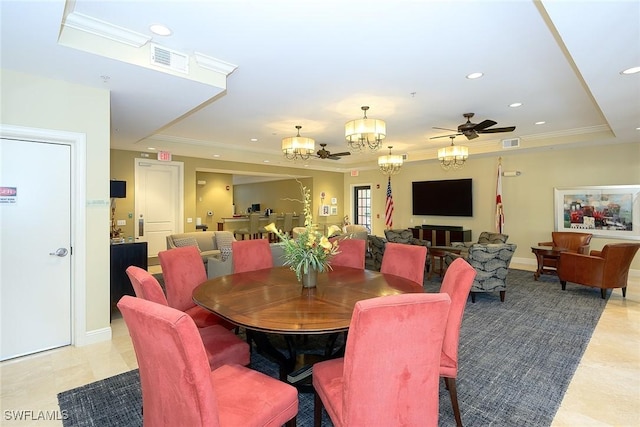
[472,119,497,131]
[478,126,516,134]
[327,155,341,160]
[464,131,479,140]
[330,152,351,157]
[433,126,457,132]
[430,133,461,140]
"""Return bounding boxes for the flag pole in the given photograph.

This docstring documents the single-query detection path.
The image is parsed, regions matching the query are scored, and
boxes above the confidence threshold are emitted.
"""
[496,157,504,233]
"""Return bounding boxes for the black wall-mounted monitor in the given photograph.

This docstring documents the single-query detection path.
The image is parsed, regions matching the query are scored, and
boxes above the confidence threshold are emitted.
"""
[412,179,473,217]
[251,203,261,213]
[110,180,127,198]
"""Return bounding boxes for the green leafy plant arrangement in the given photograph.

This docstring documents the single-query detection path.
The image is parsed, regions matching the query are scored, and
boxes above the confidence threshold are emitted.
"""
[264,184,341,280]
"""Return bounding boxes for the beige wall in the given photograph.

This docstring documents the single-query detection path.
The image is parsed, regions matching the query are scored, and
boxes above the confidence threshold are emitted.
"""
[110,150,346,237]
[345,142,640,270]
[1,69,111,335]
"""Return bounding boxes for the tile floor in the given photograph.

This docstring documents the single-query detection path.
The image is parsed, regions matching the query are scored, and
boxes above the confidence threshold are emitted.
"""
[1,263,638,426]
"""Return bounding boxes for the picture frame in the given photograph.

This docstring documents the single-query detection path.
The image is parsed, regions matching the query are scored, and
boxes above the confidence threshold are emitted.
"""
[319,204,330,217]
[554,185,640,240]
[330,206,338,216]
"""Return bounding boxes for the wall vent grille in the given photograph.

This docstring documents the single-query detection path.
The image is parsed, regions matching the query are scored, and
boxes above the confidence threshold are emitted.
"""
[502,137,521,149]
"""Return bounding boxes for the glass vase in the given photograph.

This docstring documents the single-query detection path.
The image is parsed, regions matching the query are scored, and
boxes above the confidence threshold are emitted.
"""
[301,267,318,288]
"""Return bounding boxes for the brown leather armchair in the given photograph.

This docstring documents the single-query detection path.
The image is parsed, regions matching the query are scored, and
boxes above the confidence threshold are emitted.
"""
[557,243,640,299]
[538,231,592,253]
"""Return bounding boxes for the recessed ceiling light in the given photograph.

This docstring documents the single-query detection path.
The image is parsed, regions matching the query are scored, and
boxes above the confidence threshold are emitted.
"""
[509,102,523,108]
[147,147,156,150]
[535,121,546,125]
[466,72,484,79]
[250,138,258,142]
[213,154,220,158]
[636,127,640,131]
[149,24,172,36]
[263,160,270,163]
[621,66,640,75]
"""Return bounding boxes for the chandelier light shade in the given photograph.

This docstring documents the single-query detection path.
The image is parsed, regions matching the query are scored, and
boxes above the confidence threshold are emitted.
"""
[438,137,468,170]
[282,125,315,160]
[345,106,386,151]
[378,146,403,175]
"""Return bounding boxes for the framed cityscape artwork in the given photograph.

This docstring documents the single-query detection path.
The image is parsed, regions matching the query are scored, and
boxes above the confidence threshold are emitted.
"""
[554,185,640,240]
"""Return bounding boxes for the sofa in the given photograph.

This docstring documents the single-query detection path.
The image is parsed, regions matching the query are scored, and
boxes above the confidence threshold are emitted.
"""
[166,231,236,264]
[207,242,287,279]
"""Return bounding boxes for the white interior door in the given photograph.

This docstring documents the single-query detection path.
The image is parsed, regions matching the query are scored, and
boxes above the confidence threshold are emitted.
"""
[1,138,71,360]
[134,159,183,258]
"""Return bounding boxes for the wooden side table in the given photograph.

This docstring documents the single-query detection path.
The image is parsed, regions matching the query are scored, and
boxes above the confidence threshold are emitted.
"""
[531,246,567,280]
[428,246,462,280]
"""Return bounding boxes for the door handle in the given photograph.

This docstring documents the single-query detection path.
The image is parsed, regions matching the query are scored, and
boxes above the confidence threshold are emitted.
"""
[138,217,144,237]
[49,248,69,257]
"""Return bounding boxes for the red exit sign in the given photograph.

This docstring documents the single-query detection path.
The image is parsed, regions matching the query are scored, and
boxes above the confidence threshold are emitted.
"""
[158,151,172,161]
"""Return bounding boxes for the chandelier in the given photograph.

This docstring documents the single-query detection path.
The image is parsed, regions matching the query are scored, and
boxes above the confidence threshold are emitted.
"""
[438,136,468,170]
[378,146,403,175]
[282,125,315,160]
[345,106,386,151]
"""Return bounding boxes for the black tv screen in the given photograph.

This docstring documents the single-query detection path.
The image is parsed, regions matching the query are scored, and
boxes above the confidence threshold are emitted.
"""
[412,179,473,216]
[110,180,127,198]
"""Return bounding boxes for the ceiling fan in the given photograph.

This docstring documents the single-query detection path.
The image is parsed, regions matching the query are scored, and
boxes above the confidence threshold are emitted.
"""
[431,113,516,140]
[316,143,351,160]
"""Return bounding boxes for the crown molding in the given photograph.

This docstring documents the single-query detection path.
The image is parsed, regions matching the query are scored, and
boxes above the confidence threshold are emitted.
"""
[63,12,151,48]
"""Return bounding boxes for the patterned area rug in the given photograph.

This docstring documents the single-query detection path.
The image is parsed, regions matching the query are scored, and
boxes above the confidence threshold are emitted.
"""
[58,269,607,426]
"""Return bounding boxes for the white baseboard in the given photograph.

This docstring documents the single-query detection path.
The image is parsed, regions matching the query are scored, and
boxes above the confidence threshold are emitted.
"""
[76,326,112,347]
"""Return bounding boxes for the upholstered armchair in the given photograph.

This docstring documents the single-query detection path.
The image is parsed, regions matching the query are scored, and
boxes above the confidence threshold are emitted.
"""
[461,243,517,302]
[539,231,592,254]
[557,243,640,299]
[368,235,386,271]
[450,231,509,257]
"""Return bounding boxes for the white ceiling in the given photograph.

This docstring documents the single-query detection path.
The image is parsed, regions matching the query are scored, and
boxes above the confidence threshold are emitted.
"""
[1,0,638,174]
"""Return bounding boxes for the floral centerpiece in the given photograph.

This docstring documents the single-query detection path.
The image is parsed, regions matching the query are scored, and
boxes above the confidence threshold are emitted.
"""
[264,184,342,286]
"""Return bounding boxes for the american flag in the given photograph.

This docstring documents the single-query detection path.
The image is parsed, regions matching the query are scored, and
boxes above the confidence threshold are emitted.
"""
[496,160,504,233]
[385,177,394,229]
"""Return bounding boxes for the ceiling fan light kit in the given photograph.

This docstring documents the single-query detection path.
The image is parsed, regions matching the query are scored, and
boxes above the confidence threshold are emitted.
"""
[438,136,468,170]
[282,125,315,160]
[345,106,386,151]
[378,146,403,175]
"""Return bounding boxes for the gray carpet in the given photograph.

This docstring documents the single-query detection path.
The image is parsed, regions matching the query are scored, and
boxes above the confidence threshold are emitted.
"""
[58,269,608,426]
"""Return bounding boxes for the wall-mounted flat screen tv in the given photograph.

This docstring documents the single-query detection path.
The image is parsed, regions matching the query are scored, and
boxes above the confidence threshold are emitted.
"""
[412,179,473,217]
[110,180,127,198]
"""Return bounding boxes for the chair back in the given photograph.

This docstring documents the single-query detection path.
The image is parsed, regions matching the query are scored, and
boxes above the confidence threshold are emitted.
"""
[158,246,207,311]
[380,242,427,285]
[248,213,260,235]
[599,243,640,287]
[552,231,592,253]
[125,266,168,306]
[438,258,477,376]
[477,231,509,244]
[341,293,451,426]
[117,296,220,426]
[282,213,294,235]
[292,226,306,239]
[329,238,366,269]
[232,239,273,273]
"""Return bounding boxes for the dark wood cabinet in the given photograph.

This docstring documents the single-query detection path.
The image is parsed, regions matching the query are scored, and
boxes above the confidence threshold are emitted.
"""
[411,226,472,246]
[110,242,147,317]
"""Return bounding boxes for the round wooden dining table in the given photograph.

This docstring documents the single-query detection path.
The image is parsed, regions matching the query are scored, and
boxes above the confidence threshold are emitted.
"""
[193,266,424,334]
[192,266,424,386]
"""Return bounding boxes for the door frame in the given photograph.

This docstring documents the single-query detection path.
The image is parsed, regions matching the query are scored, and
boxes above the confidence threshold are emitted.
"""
[0,124,88,346]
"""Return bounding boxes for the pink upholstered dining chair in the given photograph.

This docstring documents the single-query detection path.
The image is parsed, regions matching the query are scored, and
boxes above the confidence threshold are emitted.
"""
[158,246,233,329]
[117,296,298,427]
[232,239,273,273]
[312,293,451,427]
[380,241,428,285]
[328,238,366,269]
[438,258,477,427]
[125,266,250,370]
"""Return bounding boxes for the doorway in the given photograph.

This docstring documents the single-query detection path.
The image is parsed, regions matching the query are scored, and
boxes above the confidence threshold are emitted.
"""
[353,185,372,232]
[1,138,72,360]
[134,159,184,258]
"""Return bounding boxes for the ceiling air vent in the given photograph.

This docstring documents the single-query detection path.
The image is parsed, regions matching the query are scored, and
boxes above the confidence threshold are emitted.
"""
[150,43,189,74]
[502,137,520,149]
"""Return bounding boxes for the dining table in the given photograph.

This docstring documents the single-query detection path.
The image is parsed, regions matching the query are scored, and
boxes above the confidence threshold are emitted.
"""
[192,265,424,388]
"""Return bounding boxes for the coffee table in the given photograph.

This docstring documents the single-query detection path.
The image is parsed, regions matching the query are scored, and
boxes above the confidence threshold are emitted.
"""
[428,246,463,280]
[531,246,568,280]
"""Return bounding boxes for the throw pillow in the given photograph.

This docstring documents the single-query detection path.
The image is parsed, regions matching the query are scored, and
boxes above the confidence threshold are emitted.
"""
[214,231,236,251]
[172,237,201,251]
